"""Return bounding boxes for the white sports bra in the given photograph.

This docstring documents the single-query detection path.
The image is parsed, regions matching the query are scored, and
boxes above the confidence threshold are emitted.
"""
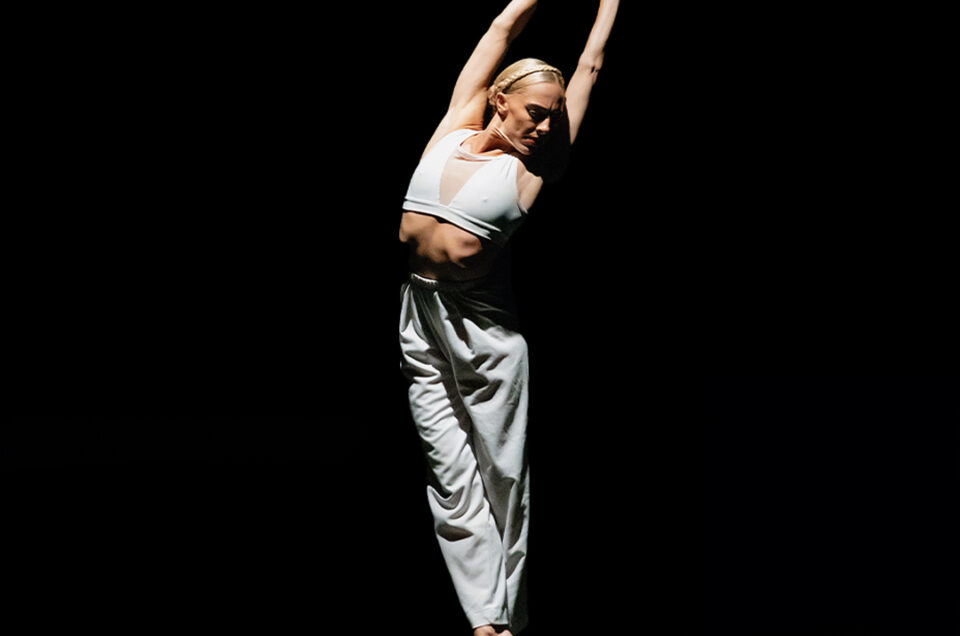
[403,129,527,247]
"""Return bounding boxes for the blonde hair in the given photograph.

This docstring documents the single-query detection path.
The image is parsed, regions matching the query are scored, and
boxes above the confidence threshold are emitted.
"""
[487,58,565,108]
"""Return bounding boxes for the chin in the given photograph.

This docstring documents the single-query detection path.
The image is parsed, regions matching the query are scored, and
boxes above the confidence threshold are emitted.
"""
[514,140,535,155]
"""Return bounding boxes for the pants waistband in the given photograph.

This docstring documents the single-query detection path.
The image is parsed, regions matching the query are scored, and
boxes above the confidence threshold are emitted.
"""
[408,273,488,293]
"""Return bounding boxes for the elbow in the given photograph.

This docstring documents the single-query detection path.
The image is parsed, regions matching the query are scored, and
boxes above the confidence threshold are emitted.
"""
[574,57,603,89]
[489,16,512,38]
[491,2,537,42]
[488,17,520,45]
[576,54,604,77]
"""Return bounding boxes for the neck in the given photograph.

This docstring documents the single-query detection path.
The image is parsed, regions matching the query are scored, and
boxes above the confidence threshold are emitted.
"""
[467,119,527,156]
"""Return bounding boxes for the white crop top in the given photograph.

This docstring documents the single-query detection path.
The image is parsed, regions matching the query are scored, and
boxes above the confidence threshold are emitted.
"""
[403,129,528,247]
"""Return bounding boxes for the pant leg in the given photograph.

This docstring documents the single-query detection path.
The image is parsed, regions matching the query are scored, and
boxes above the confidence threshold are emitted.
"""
[431,287,531,634]
[399,283,511,628]
[400,279,531,633]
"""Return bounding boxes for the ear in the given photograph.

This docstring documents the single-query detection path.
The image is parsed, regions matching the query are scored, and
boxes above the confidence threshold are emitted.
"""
[495,92,510,119]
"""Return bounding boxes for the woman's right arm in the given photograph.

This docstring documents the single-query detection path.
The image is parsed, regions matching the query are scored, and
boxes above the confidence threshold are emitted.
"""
[421,0,538,155]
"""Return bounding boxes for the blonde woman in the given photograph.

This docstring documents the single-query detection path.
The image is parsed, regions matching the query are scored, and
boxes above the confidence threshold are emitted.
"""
[398,2,619,634]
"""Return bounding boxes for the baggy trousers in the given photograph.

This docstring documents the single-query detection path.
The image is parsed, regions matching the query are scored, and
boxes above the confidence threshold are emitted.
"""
[399,273,530,632]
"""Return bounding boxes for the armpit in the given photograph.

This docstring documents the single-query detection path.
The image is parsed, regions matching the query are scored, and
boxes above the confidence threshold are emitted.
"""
[516,162,544,213]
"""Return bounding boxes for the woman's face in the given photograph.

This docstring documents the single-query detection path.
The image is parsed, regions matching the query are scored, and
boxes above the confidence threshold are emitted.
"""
[497,82,566,155]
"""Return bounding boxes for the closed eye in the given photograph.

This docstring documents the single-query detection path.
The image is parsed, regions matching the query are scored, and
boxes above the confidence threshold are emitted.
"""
[527,106,565,123]
[527,107,547,122]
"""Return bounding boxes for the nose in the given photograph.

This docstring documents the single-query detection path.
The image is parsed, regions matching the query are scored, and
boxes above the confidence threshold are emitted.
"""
[536,117,551,135]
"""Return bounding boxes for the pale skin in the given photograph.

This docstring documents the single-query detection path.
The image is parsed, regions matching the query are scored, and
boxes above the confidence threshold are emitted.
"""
[399,2,620,634]
[399,0,620,286]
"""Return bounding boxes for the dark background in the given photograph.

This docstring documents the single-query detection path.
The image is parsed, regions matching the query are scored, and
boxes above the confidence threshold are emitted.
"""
[8,1,956,634]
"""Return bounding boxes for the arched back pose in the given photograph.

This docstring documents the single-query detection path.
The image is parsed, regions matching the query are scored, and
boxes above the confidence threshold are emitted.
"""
[398,2,619,634]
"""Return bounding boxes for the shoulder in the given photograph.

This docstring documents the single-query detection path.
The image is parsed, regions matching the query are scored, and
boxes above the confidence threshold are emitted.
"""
[420,114,484,160]
[520,136,571,185]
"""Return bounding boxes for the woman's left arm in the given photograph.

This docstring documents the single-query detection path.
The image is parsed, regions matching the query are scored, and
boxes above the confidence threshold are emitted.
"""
[565,0,619,144]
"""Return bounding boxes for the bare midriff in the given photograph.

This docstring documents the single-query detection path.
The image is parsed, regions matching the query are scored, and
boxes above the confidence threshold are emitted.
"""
[399,211,502,281]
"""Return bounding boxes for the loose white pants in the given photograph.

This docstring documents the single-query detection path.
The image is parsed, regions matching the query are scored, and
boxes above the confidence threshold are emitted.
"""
[399,273,530,633]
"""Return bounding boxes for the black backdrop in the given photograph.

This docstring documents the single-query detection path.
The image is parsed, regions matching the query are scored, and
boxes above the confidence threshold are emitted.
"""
[8,2,956,634]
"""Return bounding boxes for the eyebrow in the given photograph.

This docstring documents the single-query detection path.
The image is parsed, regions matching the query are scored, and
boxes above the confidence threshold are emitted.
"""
[528,104,564,114]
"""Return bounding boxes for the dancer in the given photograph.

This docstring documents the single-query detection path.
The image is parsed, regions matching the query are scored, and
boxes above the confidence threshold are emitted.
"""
[398,2,619,634]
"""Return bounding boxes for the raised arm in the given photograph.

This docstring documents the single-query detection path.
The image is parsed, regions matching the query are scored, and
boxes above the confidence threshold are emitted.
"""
[565,0,619,144]
[423,0,538,152]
